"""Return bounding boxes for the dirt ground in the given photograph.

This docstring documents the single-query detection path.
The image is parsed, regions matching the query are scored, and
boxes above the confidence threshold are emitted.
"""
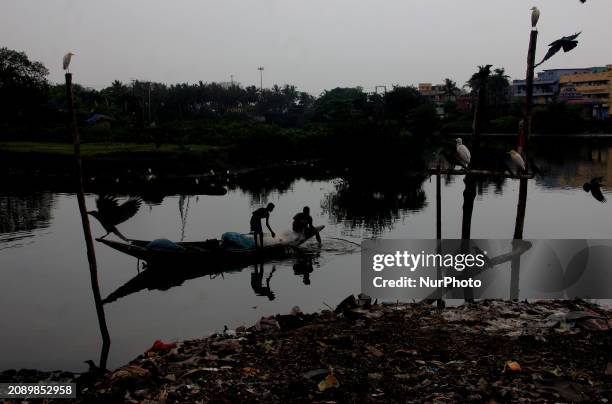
[2,298,611,403]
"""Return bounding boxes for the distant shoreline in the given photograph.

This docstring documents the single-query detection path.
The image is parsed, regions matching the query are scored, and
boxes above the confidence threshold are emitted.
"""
[449,133,612,138]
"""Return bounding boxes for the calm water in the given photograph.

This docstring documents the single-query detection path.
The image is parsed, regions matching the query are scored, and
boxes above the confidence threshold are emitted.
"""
[2,140,612,372]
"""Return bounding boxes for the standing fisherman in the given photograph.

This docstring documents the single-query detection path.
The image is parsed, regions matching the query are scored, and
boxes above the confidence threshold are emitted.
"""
[250,203,276,248]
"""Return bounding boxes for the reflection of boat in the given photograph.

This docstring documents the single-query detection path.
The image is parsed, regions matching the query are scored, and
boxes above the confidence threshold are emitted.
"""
[103,261,246,303]
[96,226,324,265]
[103,252,320,304]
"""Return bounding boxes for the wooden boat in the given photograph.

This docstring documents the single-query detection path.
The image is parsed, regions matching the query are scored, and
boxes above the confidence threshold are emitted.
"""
[96,225,324,265]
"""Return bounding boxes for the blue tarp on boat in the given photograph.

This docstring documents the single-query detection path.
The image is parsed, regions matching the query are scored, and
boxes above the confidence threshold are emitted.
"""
[146,239,185,251]
[222,232,255,249]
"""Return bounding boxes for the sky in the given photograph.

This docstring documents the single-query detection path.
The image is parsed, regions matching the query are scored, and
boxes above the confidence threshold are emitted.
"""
[0,0,609,95]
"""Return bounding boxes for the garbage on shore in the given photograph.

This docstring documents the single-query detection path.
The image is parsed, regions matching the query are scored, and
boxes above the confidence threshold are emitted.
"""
[2,297,611,403]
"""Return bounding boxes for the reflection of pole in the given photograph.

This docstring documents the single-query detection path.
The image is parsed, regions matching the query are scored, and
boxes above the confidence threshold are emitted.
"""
[66,73,111,370]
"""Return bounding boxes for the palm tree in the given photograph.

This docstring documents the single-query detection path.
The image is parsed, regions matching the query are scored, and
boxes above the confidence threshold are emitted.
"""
[467,65,493,147]
[488,68,511,117]
[442,78,459,102]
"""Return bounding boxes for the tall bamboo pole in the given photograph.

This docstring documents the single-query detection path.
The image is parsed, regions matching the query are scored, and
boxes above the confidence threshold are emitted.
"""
[66,73,111,370]
[435,164,445,307]
[510,28,538,299]
[436,164,441,240]
[513,30,537,241]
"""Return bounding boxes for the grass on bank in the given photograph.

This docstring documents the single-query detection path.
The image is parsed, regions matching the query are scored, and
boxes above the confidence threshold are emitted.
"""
[0,141,217,156]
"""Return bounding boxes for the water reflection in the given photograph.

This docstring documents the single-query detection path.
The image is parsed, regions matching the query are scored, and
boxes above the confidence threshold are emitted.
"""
[322,176,427,235]
[251,263,276,300]
[0,193,55,245]
[3,139,612,371]
[103,253,321,305]
[533,140,612,191]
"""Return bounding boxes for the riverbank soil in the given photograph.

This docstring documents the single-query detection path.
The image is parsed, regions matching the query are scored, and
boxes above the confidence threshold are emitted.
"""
[2,298,611,403]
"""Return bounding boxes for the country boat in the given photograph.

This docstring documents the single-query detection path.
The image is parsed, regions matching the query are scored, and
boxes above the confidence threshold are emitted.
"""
[96,225,324,266]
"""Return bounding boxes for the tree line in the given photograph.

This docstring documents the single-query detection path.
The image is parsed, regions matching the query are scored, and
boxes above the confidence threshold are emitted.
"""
[1,46,606,144]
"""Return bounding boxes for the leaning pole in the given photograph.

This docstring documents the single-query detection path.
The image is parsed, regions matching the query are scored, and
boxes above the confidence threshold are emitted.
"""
[65,73,111,370]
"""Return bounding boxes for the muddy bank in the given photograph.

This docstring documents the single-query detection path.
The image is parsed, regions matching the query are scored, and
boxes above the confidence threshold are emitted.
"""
[2,298,611,403]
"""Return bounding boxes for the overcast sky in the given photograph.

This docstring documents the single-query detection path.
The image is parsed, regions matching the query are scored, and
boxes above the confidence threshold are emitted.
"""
[1,0,609,94]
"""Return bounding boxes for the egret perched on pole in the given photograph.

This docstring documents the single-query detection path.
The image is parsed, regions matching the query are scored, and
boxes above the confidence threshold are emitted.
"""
[530,7,540,29]
[63,52,75,73]
[455,138,471,169]
[506,150,526,176]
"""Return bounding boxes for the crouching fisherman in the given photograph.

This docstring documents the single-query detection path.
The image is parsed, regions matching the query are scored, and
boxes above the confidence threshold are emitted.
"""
[292,206,321,244]
[251,203,276,248]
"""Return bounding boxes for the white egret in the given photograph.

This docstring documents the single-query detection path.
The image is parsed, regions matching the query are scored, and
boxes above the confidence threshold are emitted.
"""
[507,150,526,176]
[455,138,471,169]
[531,7,540,28]
[63,52,75,72]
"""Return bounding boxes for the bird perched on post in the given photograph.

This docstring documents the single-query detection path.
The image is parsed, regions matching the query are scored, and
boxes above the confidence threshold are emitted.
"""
[440,149,463,170]
[455,138,471,169]
[530,7,540,28]
[583,177,606,203]
[88,195,142,241]
[535,32,581,68]
[63,52,75,72]
[506,150,526,177]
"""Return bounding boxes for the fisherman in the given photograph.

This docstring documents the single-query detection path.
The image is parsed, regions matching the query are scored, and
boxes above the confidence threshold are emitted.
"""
[292,206,321,244]
[250,202,276,248]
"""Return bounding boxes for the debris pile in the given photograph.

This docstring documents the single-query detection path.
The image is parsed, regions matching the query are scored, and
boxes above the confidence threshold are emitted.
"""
[2,298,611,403]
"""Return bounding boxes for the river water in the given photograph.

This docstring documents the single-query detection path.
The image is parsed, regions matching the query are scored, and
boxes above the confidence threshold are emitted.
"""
[2,139,612,371]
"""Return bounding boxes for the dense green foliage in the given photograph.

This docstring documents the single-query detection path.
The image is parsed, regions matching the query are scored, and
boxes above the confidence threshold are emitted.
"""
[1,47,610,159]
[0,48,49,123]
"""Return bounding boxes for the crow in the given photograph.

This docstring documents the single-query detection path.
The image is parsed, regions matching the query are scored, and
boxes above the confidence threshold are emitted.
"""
[88,195,142,241]
[535,32,581,68]
[583,177,606,203]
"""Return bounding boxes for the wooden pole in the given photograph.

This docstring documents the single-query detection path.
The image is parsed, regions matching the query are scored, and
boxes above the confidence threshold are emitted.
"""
[522,30,538,170]
[513,29,538,241]
[435,164,445,307]
[461,175,477,240]
[66,73,111,370]
[510,28,538,299]
[436,164,441,240]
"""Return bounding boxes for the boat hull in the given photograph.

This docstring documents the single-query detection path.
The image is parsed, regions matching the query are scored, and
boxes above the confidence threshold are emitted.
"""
[96,225,324,266]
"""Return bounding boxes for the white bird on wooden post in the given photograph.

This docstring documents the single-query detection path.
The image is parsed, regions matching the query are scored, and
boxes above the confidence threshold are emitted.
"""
[63,52,75,73]
[456,138,471,169]
[507,150,526,176]
[531,7,540,28]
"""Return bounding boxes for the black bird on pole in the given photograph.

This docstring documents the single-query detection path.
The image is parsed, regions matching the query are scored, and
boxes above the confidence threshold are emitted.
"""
[535,32,581,68]
[88,195,142,240]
